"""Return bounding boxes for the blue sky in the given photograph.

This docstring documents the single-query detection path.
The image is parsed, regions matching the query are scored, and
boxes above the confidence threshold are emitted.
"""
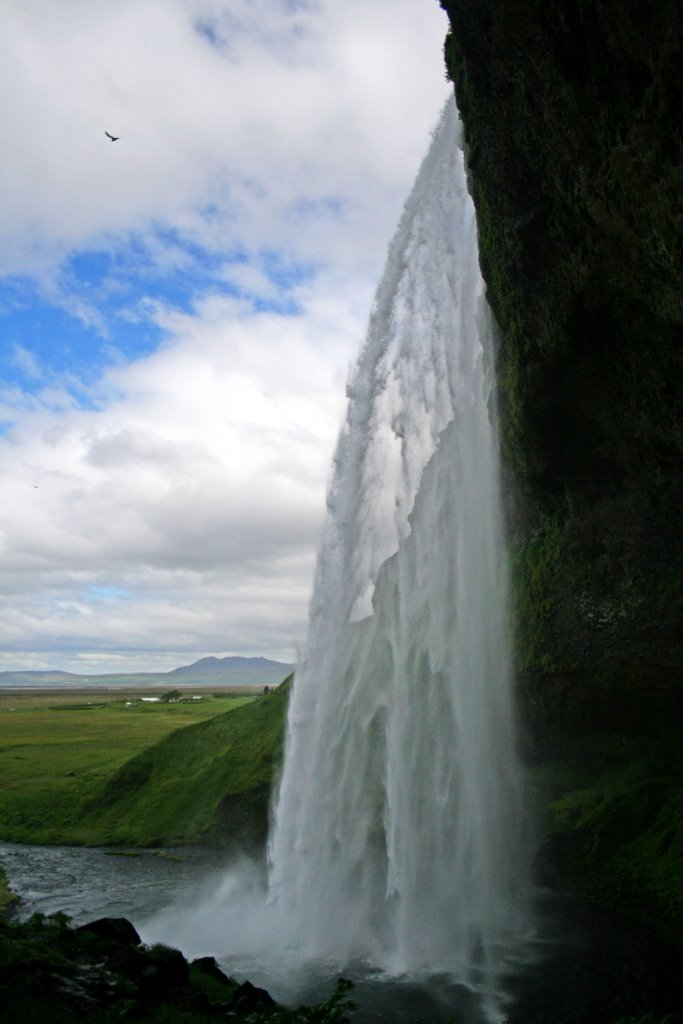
[0,0,449,674]
[1,240,314,402]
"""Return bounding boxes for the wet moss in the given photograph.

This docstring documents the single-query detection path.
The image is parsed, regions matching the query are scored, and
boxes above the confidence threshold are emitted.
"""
[537,738,683,943]
[511,509,565,673]
[0,913,354,1024]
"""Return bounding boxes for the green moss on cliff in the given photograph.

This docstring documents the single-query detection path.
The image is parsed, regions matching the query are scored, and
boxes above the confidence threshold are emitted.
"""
[537,732,683,944]
[442,0,683,666]
[512,509,564,672]
[453,5,681,441]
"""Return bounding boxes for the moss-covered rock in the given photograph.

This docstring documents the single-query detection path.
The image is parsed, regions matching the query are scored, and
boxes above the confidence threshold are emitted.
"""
[0,866,19,916]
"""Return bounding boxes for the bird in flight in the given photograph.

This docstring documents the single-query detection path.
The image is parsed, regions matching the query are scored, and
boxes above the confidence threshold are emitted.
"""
[105,131,119,142]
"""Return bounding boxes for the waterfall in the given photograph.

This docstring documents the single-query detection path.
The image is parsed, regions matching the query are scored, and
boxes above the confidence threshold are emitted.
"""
[142,97,534,1024]
[267,98,533,1018]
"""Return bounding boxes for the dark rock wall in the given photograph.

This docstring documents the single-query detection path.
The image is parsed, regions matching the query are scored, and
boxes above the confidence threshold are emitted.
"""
[440,0,683,943]
[441,0,683,714]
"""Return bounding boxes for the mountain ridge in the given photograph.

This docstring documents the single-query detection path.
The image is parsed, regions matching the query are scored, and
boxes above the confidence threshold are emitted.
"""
[0,656,294,687]
[168,655,285,676]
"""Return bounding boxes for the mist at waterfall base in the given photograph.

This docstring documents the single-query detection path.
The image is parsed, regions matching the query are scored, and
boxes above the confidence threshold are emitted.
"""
[142,99,535,1023]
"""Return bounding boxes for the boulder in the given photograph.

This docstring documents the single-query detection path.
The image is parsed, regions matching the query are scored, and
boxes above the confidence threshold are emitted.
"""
[231,979,277,1013]
[75,916,141,947]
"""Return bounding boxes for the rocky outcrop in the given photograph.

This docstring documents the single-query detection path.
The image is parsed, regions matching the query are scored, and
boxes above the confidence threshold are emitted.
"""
[0,912,352,1024]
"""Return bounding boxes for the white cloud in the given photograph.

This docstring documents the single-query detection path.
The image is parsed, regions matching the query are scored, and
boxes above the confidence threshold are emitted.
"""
[0,0,448,279]
[9,344,42,380]
[0,295,363,666]
[0,0,450,672]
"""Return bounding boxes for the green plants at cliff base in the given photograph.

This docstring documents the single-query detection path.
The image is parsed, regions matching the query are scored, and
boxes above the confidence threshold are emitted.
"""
[543,741,683,941]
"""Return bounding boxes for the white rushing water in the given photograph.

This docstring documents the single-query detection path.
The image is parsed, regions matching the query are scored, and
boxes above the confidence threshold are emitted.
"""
[266,97,533,1017]
[144,98,533,1022]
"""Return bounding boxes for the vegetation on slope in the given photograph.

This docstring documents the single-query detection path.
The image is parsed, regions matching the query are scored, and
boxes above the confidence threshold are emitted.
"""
[0,683,290,849]
[533,727,683,933]
[73,679,290,849]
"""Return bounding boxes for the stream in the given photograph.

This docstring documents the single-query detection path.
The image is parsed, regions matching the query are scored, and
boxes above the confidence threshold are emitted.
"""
[0,840,226,925]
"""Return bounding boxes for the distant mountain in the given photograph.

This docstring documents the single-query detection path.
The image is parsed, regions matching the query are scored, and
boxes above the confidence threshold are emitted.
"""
[0,670,82,684]
[168,656,289,677]
[0,656,294,689]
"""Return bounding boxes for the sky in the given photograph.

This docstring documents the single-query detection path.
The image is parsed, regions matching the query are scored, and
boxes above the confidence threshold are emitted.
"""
[0,0,450,675]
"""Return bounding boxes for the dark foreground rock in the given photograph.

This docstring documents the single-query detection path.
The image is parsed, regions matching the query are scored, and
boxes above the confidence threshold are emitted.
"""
[0,912,354,1024]
[76,915,142,947]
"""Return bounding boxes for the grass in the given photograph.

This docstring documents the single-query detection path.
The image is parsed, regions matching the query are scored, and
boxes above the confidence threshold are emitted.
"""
[0,689,260,846]
[72,680,291,849]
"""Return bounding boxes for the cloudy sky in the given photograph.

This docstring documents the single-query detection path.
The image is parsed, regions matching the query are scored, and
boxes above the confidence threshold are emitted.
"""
[0,0,450,675]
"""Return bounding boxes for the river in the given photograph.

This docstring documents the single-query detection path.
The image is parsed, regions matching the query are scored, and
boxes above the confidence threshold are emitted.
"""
[0,840,226,925]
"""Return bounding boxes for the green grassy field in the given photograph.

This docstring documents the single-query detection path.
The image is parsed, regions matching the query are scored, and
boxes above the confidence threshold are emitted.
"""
[70,681,291,849]
[0,689,267,846]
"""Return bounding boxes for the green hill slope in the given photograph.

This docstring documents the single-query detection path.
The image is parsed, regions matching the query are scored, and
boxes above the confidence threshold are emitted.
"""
[69,678,291,849]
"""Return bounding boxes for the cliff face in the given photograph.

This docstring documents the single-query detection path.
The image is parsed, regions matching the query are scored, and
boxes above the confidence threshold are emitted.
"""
[440,0,683,943]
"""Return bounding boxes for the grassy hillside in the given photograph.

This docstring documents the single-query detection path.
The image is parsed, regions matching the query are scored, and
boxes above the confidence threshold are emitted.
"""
[71,679,291,849]
[0,684,289,848]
